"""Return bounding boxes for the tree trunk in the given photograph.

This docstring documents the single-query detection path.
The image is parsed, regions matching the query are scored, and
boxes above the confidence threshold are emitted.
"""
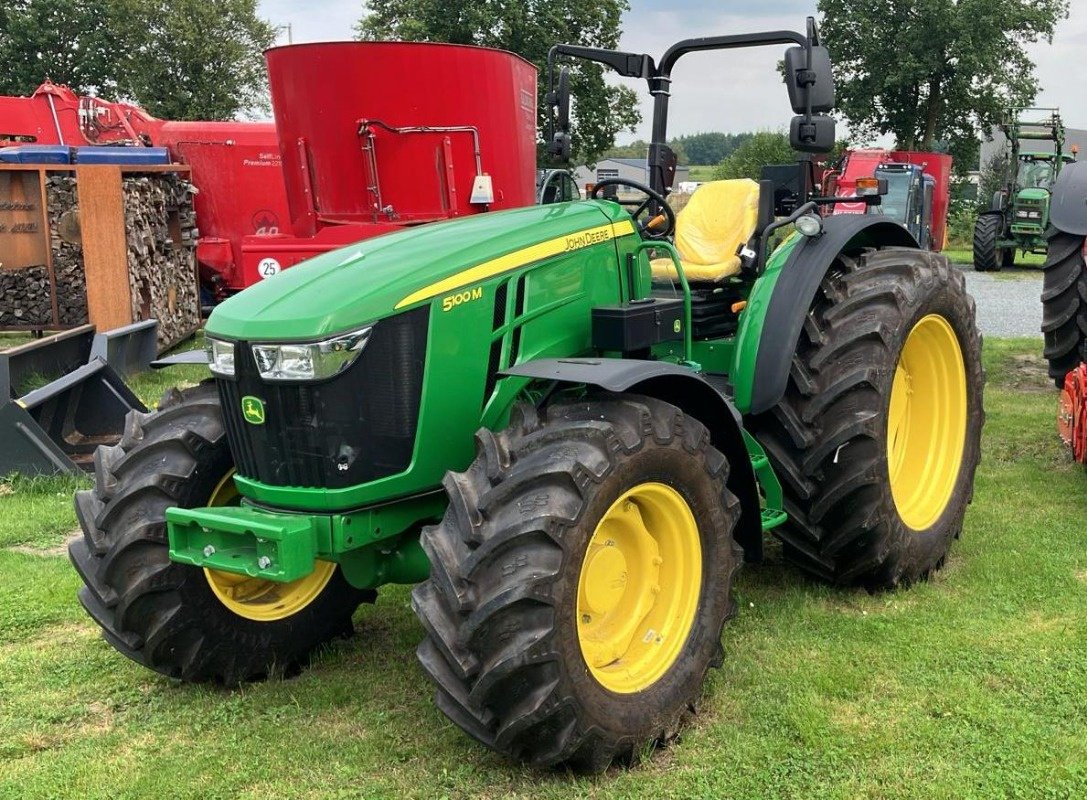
[922,77,941,150]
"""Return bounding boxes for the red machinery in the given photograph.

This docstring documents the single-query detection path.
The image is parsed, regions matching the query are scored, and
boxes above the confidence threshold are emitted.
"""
[823,149,953,251]
[249,42,538,284]
[0,82,289,296]
[0,42,538,297]
[1059,363,1087,464]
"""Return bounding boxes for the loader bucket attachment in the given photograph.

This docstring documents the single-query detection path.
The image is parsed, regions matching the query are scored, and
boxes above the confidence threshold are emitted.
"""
[0,321,156,476]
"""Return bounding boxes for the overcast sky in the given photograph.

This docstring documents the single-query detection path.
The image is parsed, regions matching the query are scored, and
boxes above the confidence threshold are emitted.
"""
[257,0,1087,140]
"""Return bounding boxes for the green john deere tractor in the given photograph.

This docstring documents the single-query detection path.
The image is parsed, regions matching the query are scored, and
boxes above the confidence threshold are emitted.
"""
[70,19,984,772]
[974,108,1076,271]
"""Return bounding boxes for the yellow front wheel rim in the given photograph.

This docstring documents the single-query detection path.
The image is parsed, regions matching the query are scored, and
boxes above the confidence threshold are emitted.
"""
[887,314,968,530]
[202,471,336,623]
[576,482,702,694]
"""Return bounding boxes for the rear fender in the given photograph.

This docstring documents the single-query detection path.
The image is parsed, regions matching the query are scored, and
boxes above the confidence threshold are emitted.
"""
[503,358,764,562]
[1049,161,1087,236]
[733,215,919,415]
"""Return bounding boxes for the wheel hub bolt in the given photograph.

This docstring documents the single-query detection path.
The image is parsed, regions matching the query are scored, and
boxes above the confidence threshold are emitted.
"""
[258,556,272,569]
[202,545,215,557]
[581,614,592,624]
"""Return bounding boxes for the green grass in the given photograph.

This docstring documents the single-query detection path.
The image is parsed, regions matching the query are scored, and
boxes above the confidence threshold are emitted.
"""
[1,339,1085,798]
[0,332,37,350]
[944,248,1047,270]
[687,165,716,182]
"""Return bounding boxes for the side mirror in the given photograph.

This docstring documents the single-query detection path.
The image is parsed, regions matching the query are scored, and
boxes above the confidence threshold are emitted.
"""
[546,68,572,162]
[790,114,835,153]
[784,45,835,114]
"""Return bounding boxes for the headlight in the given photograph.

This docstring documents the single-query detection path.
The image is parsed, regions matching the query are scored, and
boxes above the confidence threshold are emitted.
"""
[206,338,236,377]
[251,326,372,381]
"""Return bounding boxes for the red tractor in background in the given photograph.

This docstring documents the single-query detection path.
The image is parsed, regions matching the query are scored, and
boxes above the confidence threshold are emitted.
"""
[821,149,953,251]
[0,42,539,301]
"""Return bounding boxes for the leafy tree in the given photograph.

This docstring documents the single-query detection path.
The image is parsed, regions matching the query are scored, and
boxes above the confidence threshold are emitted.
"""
[674,132,753,166]
[113,0,276,120]
[357,0,639,164]
[977,150,1012,211]
[603,139,649,159]
[0,0,118,96]
[0,0,276,120]
[712,131,797,181]
[818,0,1069,172]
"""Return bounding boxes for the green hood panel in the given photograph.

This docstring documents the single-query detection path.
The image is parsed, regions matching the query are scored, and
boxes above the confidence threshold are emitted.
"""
[1016,188,1050,202]
[207,201,631,341]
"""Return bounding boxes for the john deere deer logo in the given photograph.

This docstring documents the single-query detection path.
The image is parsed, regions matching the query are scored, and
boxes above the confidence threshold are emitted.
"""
[242,396,266,425]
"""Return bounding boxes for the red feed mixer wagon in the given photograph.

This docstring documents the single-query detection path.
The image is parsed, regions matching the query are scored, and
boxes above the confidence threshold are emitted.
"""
[0,42,538,298]
[253,41,538,283]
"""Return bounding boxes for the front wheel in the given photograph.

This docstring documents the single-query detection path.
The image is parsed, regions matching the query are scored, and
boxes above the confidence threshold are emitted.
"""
[69,382,371,684]
[973,213,1004,271]
[413,395,742,772]
[748,248,984,589]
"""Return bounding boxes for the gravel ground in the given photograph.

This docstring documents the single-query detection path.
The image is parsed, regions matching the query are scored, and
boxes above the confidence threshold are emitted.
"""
[957,265,1043,338]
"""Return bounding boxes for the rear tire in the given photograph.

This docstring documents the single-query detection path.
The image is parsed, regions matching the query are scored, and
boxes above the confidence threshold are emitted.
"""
[1041,230,1087,387]
[973,213,1003,271]
[413,395,742,771]
[69,382,371,684]
[747,249,984,590]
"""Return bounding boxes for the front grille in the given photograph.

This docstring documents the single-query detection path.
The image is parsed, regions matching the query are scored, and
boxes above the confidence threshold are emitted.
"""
[217,307,429,489]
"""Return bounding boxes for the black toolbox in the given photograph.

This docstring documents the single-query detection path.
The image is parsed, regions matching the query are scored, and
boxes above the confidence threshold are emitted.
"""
[592,298,685,352]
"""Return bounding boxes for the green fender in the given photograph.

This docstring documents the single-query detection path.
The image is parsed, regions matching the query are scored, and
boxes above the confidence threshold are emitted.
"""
[731,215,919,415]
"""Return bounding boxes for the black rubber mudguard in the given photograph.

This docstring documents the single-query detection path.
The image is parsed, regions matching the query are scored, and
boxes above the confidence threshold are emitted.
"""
[503,357,764,561]
[749,215,919,415]
[1049,161,1087,236]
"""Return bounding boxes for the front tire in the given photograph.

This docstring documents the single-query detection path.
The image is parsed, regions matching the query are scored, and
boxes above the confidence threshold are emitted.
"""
[748,249,984,590]
[973,213,1004,271]
[69,382,371,684]
[1042,230,1087,387]
[413,396,742,771]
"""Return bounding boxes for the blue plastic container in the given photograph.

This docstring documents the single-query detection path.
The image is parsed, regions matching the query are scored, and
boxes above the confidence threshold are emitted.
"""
[0,145,73,165]
[73,146,171,166]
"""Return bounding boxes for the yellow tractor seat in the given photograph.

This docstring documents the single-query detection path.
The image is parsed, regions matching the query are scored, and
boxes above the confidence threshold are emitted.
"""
[650,179,761,282]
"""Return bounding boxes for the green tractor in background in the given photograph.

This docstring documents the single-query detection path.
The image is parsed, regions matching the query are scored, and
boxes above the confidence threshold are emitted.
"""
[974,108,1077,271]
[70,19,984,772]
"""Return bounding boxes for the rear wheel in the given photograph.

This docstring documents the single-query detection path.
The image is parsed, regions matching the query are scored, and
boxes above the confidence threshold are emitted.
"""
[1042,230,1087,387]
[973,213,1004,271]
[413,395,742,771]
[69,382,371,683]
[748,248,984,589]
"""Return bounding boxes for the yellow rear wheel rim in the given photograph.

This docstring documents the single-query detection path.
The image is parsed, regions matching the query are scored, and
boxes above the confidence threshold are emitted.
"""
[887,314,968,530]
[202,472,336,623]
[576,482,702,694]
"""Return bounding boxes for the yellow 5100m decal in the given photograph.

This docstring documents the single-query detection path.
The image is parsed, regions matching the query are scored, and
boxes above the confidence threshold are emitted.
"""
[395,220,637,310]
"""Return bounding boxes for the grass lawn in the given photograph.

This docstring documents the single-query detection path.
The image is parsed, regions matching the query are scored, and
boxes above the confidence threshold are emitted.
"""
[944,248,1047,270]
[687,165,716,182]
[1,339,1085,798]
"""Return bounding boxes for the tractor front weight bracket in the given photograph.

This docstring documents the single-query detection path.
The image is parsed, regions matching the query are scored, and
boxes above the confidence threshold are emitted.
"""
[166,492,445,589]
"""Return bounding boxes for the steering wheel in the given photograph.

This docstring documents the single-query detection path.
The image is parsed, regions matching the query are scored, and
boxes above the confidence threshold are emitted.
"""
[590,178,676,240]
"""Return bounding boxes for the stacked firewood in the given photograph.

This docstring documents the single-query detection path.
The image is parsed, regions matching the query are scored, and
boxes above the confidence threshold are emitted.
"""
[49,176,90,326]
[0,265,53,327]
[0,177,89,328]
[0,172,199,350]
[123,175,199,349]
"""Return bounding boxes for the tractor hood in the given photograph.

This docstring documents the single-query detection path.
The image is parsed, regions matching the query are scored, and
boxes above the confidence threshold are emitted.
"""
[206,201,630,341]
[1016,187,1050,202]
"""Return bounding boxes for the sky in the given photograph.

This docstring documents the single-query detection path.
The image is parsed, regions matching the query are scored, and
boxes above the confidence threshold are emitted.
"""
[256,0,1087,141]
